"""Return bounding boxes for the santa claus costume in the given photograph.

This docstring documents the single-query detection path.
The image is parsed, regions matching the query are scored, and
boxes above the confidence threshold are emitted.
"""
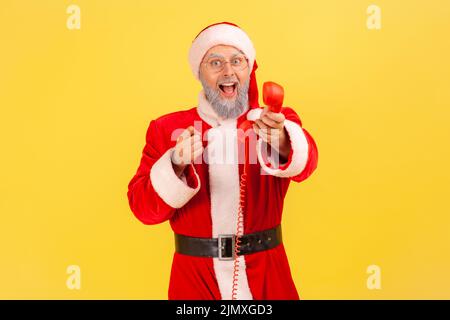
[127,22,319,300]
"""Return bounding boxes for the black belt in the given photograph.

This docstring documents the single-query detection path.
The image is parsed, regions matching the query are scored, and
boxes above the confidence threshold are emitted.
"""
[174,225,282,261]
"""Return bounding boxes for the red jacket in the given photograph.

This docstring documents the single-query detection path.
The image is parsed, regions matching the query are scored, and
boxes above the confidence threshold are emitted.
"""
[127,91,318,300]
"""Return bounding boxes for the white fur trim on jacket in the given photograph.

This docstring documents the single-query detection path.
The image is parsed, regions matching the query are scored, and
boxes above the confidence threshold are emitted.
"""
[188,23,256,80]
[149,148,201,209]
[247,108,309,178]
[206,119,253,300]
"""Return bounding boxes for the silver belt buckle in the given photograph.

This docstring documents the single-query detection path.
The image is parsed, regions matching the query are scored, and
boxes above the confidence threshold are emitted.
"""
[218,234,236,261]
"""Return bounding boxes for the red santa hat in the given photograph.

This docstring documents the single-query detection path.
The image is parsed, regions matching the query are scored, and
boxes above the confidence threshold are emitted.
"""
[188,22,260,108]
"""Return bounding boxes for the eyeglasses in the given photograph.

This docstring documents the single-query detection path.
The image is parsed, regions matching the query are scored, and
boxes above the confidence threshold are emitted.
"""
[201,55,249,73]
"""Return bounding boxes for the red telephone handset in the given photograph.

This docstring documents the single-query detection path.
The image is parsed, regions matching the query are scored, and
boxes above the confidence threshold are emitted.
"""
[231,81,285,300]
[237,81,284,137]
[262,81,284,113]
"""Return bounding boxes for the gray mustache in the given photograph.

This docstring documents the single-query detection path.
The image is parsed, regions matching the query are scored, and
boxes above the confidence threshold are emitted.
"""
[217,79,239,85]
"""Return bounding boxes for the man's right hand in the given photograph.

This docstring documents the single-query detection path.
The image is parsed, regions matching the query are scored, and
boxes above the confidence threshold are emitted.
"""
[171,126,203,177]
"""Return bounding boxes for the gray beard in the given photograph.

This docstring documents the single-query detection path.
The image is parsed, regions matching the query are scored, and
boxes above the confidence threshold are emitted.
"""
[200,76,249,120]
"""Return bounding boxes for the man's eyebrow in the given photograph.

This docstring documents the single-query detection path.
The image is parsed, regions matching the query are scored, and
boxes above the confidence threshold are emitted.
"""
[206,53,224,59]
[231,52,245,58]
[205,50,244,60]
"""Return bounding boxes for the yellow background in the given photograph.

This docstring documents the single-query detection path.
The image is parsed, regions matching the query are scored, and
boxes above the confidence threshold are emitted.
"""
[1,0,449,299]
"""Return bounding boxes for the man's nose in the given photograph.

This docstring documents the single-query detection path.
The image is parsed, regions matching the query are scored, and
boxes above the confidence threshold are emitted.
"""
[222,62,235,77]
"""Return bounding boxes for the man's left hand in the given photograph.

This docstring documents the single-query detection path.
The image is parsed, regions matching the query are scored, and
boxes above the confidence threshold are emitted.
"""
[253,107,292,161]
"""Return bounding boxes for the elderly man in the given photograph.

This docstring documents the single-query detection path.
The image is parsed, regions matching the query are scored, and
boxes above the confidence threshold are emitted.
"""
[127,22,318,300]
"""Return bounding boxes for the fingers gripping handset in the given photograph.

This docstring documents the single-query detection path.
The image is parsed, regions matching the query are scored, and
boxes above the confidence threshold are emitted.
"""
[231,81,285,300]
[237,81,285,164]
[238,81,284,140]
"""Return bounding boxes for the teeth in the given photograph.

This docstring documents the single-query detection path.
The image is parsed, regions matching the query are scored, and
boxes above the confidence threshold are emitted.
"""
[221,83,235,86]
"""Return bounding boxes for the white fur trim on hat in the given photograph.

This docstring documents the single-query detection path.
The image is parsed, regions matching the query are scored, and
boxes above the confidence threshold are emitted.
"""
[188,24,256,80]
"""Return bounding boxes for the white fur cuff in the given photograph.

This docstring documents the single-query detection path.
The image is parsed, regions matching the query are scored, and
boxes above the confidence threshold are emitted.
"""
[150,148,201,209]
[257,119,309,178]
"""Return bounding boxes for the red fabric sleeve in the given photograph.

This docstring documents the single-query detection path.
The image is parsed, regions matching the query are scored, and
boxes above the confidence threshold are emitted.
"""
[127,120,176,225]
[282,107,319,183]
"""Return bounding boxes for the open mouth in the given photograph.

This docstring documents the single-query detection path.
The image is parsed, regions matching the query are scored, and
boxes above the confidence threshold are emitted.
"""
[218,82,238,97]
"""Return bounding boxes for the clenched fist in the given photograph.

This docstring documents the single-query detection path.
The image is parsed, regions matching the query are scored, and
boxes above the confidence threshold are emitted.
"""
[171,126,204,177]
[253,107,291,161]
